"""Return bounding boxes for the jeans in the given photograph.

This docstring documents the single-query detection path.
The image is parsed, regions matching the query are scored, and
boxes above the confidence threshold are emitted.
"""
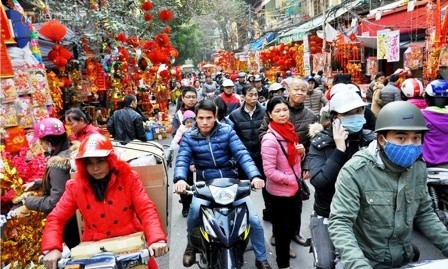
[271,191,300,268]
[187,195,267,262]
[179,170,193,206]
[310,212,336,269]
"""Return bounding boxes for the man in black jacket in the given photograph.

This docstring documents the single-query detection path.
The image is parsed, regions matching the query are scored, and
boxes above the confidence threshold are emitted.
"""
[107,94,147,144]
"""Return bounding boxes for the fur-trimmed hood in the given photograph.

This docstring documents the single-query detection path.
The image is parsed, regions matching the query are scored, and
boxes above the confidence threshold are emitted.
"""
[308,122,324,138]
[46,142,80,170]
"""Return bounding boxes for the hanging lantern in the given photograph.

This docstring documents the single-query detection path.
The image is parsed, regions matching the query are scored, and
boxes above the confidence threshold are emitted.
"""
[39,19,67,43]
[158,9,174,22]
[117,32,127,42]
[144,13,153,21]
[141,1,154,11]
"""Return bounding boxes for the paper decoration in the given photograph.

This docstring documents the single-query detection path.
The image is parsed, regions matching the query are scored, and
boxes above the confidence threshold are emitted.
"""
[0,5,15,44]
[387,30,400,62]
[377,29,390,60]
[0,78,18,103]
[13,68,33,95]
[439,46,448,67]
[312,53,326,74]
[0,42,14,78]
[15,96,34,128]
[404,46,423,70]
[366,57,378,76]
[33,106,49,121]
[29,69,50,106]
[0,103,19,127]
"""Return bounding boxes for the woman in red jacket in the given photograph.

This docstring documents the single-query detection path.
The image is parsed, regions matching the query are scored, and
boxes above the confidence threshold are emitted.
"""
[41,134,168,269]
[64,107,99,142]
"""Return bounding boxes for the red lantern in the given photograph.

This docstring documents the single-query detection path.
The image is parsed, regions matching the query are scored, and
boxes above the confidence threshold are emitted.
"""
[158,9,174,22]
[53,56,68,68]
[58,47,72,60]
[47,49,58,62]
[141,1,153,11]
[159,69,169,79]
[163,26,171,34]
[117,33,127,42]
[39,19,67,43]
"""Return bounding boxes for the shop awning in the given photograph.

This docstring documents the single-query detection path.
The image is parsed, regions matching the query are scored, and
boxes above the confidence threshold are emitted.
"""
[250,32,277,50]
[359,0,448,36]
[277,0,363,43]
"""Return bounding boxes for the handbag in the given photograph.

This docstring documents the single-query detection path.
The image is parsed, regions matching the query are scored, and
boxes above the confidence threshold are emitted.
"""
[276,139,311,200]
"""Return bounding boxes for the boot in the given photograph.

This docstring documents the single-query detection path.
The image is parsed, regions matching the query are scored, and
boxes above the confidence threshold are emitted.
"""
[182,244,196,267]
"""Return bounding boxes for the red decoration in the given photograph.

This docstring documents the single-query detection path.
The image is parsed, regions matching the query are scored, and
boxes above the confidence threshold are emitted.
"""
[38,19,67,43]
[144,13,153,21]
[53,56,68,68]
[117,32,127,42]
[158,9,174,22]
[163,26,171,34]
[141,1,154,11]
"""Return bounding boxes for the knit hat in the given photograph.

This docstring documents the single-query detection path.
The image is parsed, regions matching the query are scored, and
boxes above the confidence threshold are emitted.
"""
[183,110,196,124]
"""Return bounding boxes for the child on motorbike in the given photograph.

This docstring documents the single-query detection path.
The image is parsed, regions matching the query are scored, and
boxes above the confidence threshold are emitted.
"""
[40,134,168,269]
[173,99,271,269]
[329,101,448,269]
[422,78,448,168]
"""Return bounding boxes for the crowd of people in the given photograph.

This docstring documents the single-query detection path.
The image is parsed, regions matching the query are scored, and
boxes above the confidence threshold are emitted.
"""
[170,68,448,269]
[17,66,448,269]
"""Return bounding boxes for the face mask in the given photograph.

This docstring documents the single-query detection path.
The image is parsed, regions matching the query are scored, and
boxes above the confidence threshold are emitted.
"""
[383,141,423,168]
[47,142,52,154]
[340,114,366,133]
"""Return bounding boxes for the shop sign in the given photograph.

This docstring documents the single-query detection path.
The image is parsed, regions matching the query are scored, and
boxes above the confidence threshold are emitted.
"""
[278,32,305,43]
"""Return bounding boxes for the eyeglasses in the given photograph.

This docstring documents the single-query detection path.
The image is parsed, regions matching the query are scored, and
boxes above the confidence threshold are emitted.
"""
[184,95,197,99]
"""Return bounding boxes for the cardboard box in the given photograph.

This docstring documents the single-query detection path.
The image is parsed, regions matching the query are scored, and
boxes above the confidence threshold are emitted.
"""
[132,164,166,186]
[145,184,167,232]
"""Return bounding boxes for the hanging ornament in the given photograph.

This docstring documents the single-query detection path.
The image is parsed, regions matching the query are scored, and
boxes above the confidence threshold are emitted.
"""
[158,9,174,22]
[117,32,128,42]
[38,19,67,43]
[144,13,153,21]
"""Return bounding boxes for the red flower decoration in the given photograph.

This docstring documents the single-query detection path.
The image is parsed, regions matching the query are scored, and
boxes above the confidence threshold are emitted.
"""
[163,26,171,34]
[141,1,153,11]
[158,9,174,22]
[144,13,153,21]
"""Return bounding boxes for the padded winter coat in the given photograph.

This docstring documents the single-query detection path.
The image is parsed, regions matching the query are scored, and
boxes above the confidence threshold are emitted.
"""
[41,156,166,253]
[173,122,261,182]
[107,107,147,144]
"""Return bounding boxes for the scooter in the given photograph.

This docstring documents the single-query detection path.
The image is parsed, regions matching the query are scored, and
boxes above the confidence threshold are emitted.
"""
[187,178,252,269]
[427,167,448,227]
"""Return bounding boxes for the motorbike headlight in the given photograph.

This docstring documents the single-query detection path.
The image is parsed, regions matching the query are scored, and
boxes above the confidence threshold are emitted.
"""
[209,184,238,205]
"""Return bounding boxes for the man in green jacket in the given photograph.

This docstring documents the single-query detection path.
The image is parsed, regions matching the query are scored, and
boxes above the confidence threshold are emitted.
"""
[329,101,448,269]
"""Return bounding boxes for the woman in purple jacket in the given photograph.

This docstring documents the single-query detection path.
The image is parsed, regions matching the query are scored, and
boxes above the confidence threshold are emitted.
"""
[261,96,305,269]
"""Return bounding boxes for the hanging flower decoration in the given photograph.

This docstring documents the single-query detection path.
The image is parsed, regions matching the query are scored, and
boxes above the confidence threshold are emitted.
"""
[158,9,174,22]
[116,32,128,42]
[38,19,67,43]
[141,1,154,11]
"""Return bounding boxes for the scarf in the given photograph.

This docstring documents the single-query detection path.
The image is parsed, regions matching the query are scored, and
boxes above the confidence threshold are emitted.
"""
[270,121,299,166]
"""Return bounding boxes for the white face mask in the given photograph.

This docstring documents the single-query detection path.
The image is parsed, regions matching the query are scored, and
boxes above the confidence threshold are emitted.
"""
[47,142,52,154]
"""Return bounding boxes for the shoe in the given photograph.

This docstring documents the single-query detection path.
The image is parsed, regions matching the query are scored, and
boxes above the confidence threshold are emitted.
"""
[262,209,272,222]
[270,235,275,246]
[293,234,311,247]
[182,245,196,267]
[255,259,272,269]
[182,204,190,218]
[289,248,296,258]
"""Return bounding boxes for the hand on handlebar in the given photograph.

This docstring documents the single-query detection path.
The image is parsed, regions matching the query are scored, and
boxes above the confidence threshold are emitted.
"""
[174,180,189,194]
[251,177,265,190]
[148,242,169,257]
[42,250,62,269]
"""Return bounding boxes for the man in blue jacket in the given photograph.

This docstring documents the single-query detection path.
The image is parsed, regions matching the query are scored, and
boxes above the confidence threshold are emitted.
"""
[174,99,271,269]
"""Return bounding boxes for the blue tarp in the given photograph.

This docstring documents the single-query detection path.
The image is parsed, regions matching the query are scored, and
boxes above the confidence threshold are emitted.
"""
[250,32,278,50]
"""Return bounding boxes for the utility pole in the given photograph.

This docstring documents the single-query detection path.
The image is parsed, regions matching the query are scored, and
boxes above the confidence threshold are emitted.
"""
[322,0,327,52]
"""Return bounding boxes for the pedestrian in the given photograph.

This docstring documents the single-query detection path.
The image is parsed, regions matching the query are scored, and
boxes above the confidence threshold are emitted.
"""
[173,99,271,269]
[254,74,269,103]
[64,107,99,142]
[329,101,448,269]
[261,96,306,269]
[21,118,80,249]
[167,110,196,217]
[219,79,241,115]
[304,76,327,117]
[401,78,427,109]
[308,89,374,269]
[193,79,203,101]
[366,72,385,105]
[40,134,168,269]
[267,83,286,101]
[202,75,219,99]
[107,94,147,144]
[260,78,317,248]
[380,74,401,106]
[234,72,250,95]
[371,78,385,117]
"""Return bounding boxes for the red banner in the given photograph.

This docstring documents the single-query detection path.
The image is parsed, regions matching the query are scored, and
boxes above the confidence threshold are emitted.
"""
[1,5,15,44]
[0,41,14,78]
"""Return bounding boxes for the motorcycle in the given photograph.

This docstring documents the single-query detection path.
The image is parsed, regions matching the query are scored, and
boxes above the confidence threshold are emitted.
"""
[427,167,448,226]
[41,248,150,268]
[186,178,252,269]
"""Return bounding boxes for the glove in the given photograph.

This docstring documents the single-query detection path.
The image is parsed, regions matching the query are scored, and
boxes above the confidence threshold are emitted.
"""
[166,149,174,168]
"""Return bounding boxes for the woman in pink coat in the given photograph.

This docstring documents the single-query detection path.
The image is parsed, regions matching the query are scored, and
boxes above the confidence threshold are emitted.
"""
[261,96,305,269]
[41,134,167,269]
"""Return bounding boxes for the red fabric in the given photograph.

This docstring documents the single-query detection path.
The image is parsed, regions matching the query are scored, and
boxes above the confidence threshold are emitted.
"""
[269,121,298,166]
[41,153,167,263]
[70,124,100,142]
